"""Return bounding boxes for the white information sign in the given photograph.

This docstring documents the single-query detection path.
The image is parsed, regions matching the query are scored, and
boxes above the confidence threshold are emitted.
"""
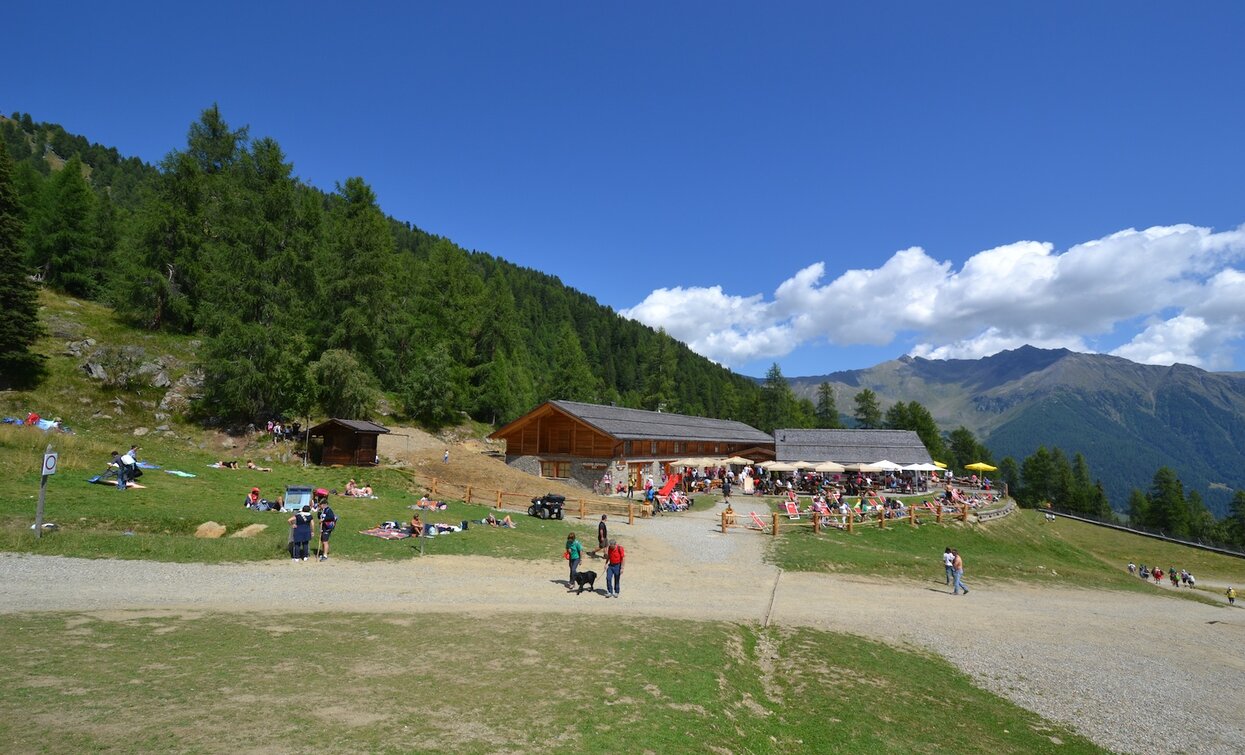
[43,452,58,476]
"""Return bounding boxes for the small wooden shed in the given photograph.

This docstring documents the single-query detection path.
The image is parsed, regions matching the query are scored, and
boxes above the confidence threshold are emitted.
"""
[308,419,390,467]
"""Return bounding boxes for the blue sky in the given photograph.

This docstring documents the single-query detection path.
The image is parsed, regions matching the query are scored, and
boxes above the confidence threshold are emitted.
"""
[5,2,1244,376]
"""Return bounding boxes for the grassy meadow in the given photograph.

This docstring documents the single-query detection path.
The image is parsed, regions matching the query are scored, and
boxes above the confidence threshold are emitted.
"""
[0,424,595,564]
[0,611,1099,754]
[763,501,1242,600]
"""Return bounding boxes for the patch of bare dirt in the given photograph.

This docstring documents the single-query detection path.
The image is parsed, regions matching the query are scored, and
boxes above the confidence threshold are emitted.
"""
[377,425,617,506]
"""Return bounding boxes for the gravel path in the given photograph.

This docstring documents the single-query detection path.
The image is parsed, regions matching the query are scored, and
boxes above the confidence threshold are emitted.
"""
[3,496,1242,754]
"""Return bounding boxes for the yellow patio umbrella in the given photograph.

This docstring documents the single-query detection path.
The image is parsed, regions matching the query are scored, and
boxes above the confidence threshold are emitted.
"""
[932,461,948,469]
[964,462,997,472]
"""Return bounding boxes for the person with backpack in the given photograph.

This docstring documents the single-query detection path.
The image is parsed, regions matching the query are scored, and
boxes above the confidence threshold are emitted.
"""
[110,451,128,491]
[288,505,314,562]
[605,539,625,598]
[316,489,337,561]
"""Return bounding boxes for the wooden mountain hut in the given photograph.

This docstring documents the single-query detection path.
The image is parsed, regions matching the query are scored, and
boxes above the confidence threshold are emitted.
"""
[489,400,774,488]
[308,419,390,467]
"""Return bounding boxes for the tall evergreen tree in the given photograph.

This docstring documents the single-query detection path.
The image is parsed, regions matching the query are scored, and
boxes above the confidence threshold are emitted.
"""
[759,362,798,433]
[28,155,98,297]
[814,382,842,428]
[402,342,464,427]
[1145,467,1190,537]
[309,349,379,419]
[0,139,44,387]
[999,456,1021,500]
[546,322,599,402]
[323,177,397,380]
[852,388,882,429]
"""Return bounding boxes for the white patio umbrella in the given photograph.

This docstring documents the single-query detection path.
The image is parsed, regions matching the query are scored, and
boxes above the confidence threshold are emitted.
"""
[765,462,799,472]
[870,459,903,471]
[722,456,752,465]
[814,461,846,473]
[902,463,941,472]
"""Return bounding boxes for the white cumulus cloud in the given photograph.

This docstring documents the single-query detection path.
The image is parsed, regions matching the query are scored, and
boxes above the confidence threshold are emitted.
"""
[620,223,1245,369]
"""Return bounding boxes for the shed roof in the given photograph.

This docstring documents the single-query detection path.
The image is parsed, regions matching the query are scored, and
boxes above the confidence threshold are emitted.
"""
[773,428,932,465]
[533,401,773,444]
[308,418,390,435]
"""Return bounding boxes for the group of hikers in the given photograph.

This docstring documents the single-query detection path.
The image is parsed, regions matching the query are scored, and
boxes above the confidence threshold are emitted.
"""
[1128,561,1199,589]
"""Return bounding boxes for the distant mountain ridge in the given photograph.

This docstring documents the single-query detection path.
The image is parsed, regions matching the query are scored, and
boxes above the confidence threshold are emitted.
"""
[789,346,1245,516]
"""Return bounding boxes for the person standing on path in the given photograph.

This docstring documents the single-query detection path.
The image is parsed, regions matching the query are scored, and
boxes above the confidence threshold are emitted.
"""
[951,549,968,595]
[593,515,608,557]
[565,532,583,590]
[1228,586,1237,606]
[605,539,625,598]
[289,505,313,562]
[317,491,337,561]
[443,448,449,463]
[943,547,955,585]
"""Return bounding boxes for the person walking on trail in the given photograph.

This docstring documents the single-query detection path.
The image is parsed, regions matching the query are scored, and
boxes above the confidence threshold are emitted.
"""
[943,547,955,585]
[443,449,449,463]
[951,549,968,595]
[605,539,625,598]
[593,515,608,557]
[1228,586,1237,606]
[565,532,583,590]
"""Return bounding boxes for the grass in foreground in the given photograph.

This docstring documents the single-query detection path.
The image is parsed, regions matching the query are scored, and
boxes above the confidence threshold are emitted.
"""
[0,425,594,563]
[767,506,1242,597]
[0,611,1098,754]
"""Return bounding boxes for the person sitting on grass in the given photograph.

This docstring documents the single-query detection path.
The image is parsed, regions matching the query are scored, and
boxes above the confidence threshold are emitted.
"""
[409,513,424,537]
[485,512,516,528]
[345,479,374,498]
[246,459,272,472]
[243,487,262,509]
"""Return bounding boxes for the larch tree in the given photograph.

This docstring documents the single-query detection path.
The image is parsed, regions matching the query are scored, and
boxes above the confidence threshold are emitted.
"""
[0,138,44,387]
[815,382,842,428]
[852,388,882,429]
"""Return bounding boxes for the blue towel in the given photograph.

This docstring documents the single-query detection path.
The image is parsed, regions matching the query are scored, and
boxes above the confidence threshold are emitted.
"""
[137,461,161,469]
[164,470,196,478]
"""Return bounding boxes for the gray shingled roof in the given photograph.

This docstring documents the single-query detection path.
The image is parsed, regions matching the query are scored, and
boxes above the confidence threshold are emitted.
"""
[309,418,390,435]
[552,401,772,444]
[773,428,933,464]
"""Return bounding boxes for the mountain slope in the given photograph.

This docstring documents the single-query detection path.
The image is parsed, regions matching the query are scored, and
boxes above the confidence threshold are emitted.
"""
[790,347,1245,515]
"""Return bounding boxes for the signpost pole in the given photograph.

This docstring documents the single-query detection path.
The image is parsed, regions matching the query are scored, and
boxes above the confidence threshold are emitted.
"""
[35,444,56,539]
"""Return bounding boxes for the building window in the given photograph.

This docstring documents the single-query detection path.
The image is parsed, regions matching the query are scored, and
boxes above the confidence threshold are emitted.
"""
[650,441,657,455]
[624,441,632,456]
[541,461,571,479]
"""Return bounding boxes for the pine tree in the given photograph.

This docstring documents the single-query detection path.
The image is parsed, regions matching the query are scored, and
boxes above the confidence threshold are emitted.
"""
[884,401,911,430]
[29,155,98,297]
[1146,467,1190,537]
[852,388,882,429]
[546,322,600,403]
[759,363,796,433]
[402,342,464,427]
[0,138,44,387]
[999,456,1021,500]
[323,177,397,380]
[815,382,841,428]
[309,349,379,419]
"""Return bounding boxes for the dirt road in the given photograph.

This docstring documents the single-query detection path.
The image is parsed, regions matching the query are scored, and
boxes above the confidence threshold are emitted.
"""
[3,498,1242,754]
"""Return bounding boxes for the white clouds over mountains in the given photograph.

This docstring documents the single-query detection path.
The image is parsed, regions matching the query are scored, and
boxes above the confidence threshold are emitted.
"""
[620,223,1245,370]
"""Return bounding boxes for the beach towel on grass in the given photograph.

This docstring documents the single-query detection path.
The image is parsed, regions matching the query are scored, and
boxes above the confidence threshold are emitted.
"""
[137,461,161,469]
[164,470,196,478]
[360,527,411,540]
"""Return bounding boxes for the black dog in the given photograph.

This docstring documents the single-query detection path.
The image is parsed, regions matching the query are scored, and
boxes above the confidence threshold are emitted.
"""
[571,570,598,594]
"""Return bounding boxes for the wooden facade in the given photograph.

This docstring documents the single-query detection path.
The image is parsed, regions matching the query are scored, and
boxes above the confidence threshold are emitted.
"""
[490,401,776,469]
[308,419,390,467]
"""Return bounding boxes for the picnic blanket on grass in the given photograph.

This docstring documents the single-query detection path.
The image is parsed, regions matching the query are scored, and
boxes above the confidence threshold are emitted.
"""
[360,527,412,540]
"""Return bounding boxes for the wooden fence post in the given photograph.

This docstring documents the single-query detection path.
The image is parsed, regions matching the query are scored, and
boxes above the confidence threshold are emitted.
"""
[878,507,886,529]
[812,511,821,534]
[909,505,917,527]
[936,504,943,524]
[628,503,635,525]
[496,491,502,508]
[431,478,438,496]
[579,499,586,520]
[720,510,728,534]
[846,510,854,533]
[466,486,473,504]
[771,512,779,537]
[961,504,969,522]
